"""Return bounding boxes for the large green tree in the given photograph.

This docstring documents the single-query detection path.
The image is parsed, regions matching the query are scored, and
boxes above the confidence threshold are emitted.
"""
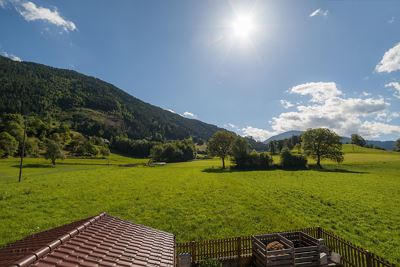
[44,140,65,166]
[0,132,18,158]
[207,131,236,169]
[301,128,344,168]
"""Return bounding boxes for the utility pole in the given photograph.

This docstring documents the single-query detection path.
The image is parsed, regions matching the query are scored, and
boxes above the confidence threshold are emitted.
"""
[18,117,27,182]
[18,83,27,183]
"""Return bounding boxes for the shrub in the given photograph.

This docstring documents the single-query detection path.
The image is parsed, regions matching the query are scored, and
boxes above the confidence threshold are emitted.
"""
[280,148,307,169]
[231,137,272,169]
[112,137,158,158]
[150,139,196,162]
[75,140,99,157]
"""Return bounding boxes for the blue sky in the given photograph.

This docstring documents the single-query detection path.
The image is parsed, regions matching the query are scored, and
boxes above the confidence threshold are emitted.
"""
[1,0,400,141]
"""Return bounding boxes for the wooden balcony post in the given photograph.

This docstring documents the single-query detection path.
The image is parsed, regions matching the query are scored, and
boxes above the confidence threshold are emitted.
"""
[191,241,196,264]
[366,250,372,267]
[237,236,242,267]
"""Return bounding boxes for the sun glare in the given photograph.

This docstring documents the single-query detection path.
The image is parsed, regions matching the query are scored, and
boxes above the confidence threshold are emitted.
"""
[232,14,255,40]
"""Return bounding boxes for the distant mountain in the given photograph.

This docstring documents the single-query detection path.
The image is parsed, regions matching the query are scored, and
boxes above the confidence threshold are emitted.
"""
[264,130,303,143]
[264,130,396,150]
[0,55,224,142]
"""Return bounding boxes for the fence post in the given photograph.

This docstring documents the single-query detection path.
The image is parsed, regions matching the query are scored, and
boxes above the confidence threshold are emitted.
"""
[237,237,242,267]
[317,226,322,239]
[191,241,196,264]
[366,250,372,267]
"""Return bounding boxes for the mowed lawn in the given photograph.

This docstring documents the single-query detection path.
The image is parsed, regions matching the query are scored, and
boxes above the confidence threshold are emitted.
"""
[0,145,399,264]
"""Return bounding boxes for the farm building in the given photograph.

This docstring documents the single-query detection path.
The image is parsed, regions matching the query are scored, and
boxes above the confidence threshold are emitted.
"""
[0,213,396,267]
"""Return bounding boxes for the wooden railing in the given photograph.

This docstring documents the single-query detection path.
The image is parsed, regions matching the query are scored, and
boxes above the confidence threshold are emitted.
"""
[176,227,397,267]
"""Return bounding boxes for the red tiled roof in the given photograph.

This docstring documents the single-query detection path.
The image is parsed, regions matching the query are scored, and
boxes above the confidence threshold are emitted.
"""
[0,213,175,267]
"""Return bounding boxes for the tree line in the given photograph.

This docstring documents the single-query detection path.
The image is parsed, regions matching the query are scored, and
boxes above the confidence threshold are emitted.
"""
[208,128,345,169]
[0,113,110,165]
[0,113,197,165]
[1,112,399,167]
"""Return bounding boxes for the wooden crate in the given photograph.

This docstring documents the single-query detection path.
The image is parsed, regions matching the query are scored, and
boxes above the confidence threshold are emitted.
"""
[280,231,322,267]
[252,233,295,267]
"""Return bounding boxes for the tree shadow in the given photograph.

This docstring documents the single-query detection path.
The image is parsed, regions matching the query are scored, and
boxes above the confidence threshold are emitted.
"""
[203,165,367,174]
[202,167,276,173]
[11,164,54,168]
[308,165,367,174]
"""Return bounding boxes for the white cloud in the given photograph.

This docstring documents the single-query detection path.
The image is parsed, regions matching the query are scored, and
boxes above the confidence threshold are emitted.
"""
[224,123,238,129]
[385,82,400,99]
[289,82,342,103]
[223,82,399,141]
[280,100,294,109]
[309,8,329,17]
[0,0,6,8]
[388,16,395,24]
[375,42,400,73]
[270,82,400,139]
[1,51,22,62]
[375,111,400,123]
[165,108,176,114]
[182,111,197,119]
[15,1,76,32]
[359,121,400,138]
[362,91,371,96]
[241,126,274,142]
[221,123,275,142]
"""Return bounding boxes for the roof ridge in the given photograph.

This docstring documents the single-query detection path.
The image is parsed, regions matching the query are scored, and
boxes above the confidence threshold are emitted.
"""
[10,212,107,267]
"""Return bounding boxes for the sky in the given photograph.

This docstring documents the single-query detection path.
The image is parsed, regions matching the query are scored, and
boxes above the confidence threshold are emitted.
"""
[1,0,400,141]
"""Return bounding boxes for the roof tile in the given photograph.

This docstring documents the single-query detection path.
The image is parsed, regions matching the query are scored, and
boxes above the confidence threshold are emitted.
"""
[0,213,174,267]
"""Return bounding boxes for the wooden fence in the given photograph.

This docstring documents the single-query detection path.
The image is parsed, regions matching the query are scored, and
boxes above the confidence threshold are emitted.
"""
[176,227,397,267]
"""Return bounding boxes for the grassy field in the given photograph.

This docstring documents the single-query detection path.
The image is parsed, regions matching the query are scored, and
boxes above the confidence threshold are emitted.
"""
[0,145,399,264]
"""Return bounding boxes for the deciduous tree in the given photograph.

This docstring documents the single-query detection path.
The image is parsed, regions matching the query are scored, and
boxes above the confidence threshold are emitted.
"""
[44,140,65,166]
[207,131,235,169]
[301,128,344,168]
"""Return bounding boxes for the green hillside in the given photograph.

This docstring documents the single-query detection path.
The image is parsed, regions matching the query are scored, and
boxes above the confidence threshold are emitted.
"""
[0,56,223,142]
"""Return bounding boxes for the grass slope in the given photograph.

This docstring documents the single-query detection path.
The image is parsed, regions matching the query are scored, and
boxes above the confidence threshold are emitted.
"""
[0,145,399,264]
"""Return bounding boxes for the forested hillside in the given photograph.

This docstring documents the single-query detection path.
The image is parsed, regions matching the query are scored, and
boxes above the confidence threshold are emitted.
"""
[0,55,223,142]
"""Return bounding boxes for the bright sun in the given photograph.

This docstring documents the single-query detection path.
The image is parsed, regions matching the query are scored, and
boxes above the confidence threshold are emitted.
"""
[232,14,255,40]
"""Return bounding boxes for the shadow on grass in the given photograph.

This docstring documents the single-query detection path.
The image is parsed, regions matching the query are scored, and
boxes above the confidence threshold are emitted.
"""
[308,165,368,174]
[12,162,111,168]
[203,165,367,174]
[11,163,54,168]
[202,167,277,173]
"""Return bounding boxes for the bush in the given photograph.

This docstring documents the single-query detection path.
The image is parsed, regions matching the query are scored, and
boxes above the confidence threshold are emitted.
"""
[280,149,307,169]
[75,140,99,157]
[112,137,158,158]
[150,139,196,163]
[237,151,272,169]
[231,137,272,169]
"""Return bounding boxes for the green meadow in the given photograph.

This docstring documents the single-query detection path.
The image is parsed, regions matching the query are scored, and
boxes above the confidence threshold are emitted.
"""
[0,145,399,264]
